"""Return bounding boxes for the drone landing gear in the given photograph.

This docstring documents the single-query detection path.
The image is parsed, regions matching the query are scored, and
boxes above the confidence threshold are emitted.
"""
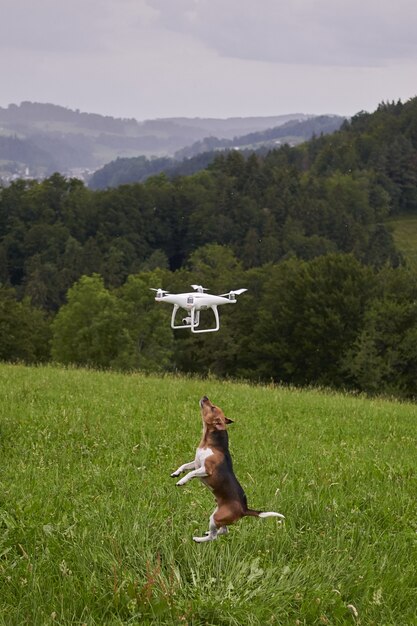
[171,305,220,334]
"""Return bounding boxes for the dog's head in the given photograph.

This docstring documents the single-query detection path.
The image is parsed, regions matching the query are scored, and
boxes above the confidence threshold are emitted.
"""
[199,396,234,431]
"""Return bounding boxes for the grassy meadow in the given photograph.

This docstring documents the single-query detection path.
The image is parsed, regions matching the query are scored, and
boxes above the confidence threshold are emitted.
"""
[388,215,417,271]
[0,364,416,625]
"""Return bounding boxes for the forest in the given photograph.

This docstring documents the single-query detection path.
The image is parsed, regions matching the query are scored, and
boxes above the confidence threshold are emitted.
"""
[2,98,417,397]
[88,115,343,189]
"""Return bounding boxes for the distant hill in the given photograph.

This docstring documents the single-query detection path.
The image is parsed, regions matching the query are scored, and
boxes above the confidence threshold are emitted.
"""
[174,115,344,158]
[89,115,345,189]
[88,151,221,189]
[0,102,318,182]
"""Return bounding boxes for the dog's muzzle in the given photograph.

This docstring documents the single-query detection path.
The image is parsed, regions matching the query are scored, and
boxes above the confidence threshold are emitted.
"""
[200,396,209,408]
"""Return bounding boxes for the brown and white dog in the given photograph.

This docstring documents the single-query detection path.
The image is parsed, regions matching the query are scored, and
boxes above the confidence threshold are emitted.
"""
[171,396,285,542]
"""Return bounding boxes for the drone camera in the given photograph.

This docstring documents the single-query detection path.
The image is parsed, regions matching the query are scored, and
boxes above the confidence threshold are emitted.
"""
[182,316,192,326]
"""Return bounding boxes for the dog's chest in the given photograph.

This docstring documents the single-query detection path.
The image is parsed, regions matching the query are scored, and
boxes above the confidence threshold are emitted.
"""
[194,446,213,469]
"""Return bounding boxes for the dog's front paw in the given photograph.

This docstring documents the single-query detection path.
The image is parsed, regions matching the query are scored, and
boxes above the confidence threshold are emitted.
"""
[170,471,180,477]
[193,534,217,543]
[176,477,187,486]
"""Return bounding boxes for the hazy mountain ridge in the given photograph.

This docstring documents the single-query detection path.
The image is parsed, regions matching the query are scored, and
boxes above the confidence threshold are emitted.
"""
[174,115,344,159]
[89,114,345,189]
[0,102,320,181]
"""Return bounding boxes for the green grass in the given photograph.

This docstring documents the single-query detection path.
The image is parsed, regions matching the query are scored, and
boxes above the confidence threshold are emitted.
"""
[388,215,417,271]
[0,364,416,625]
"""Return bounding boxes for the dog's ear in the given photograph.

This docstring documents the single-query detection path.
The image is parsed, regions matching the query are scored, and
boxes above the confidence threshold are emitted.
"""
[214,419,226,430]
[225,417,234,424]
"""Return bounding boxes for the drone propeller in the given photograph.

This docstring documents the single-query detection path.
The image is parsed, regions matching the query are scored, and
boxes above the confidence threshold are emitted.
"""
[191,284,209,292]
[220,288,248,297]
[150,288,170,295]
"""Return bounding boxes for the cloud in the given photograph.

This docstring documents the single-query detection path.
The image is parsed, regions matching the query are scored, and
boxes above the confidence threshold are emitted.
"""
[0,0,156,54]
[146,0,417,67]
[1,0,416,119]
[0,1,91,53]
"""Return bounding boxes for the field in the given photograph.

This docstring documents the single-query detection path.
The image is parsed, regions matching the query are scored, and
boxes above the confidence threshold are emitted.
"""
[0,365,416,625]
[388,215,417,271]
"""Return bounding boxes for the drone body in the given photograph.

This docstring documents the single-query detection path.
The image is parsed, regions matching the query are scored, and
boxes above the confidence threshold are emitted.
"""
[151,285,247,333]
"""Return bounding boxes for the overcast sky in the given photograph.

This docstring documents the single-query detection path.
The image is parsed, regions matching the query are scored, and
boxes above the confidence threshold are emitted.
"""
[1,0,417,121]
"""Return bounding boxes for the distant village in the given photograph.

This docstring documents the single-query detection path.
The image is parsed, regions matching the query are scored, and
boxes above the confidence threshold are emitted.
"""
[0,165,95,185]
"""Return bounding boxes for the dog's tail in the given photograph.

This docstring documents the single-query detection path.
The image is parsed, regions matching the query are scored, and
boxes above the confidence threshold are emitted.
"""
[244,508,285,520]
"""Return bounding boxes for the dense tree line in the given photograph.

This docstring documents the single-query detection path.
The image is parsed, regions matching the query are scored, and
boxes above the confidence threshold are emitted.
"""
[89,152,219,189]
[2,250,416,397]
[2,98,417,397]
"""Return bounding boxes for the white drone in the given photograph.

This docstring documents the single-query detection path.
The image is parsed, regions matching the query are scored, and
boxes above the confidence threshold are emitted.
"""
[151,284,247,333]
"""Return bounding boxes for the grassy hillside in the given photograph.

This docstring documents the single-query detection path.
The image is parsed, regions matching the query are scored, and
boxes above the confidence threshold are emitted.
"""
[0,365,416,625]
[388,215,417,271]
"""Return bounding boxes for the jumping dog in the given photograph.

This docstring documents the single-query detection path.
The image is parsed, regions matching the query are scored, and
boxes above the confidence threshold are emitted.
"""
[171,396,285,542]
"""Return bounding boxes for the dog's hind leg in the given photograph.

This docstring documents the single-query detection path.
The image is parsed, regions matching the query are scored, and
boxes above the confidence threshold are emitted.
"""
[204,525,228,537]
[193,510,219,543]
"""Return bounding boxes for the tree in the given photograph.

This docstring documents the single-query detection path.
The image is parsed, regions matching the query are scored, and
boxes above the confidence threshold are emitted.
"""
[51,271,174,372]
[51,274,123,367]
[0,244,9,284]
[171,245,246,375]
[186,244,243,291]
[114,270,174,371]
[251,255,375,386]
[0,286,51,362]
[344,267,417,397]
[103,237,136,288]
